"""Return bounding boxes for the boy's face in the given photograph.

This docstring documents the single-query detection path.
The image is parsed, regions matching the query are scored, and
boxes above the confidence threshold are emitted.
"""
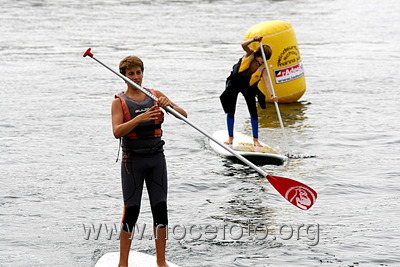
[125,66,143,86]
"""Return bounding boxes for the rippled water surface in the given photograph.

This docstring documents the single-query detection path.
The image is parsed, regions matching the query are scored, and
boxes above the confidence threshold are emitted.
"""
[1,0,399,266]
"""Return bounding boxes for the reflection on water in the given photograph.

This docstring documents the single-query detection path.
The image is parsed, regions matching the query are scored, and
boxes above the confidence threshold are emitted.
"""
[243,100,316,158]
[258,101,311,129]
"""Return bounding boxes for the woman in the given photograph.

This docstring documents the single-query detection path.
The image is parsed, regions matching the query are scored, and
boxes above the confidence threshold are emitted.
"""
[111,55,187,267]
[220,35,277,147]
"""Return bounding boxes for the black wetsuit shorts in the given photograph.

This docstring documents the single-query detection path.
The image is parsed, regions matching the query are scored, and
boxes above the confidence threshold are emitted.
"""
[121,151,168,209]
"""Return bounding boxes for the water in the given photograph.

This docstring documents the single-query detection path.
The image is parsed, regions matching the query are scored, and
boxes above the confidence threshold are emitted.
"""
[1,0,399,266]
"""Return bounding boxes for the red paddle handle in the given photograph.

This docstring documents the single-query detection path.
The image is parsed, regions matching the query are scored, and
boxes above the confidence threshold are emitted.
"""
[83,48,93,57]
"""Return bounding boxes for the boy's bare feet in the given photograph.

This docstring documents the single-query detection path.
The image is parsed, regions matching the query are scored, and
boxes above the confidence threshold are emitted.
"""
[224,136,234,146]
[253,138,263,148]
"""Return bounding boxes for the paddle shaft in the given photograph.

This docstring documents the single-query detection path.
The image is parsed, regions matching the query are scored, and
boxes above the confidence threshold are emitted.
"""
[260,42,289,151]
[83,49,268,177]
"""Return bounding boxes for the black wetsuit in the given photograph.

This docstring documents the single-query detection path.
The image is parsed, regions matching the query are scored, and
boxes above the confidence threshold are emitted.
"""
[115,91,168,231]
[219,57,266,138]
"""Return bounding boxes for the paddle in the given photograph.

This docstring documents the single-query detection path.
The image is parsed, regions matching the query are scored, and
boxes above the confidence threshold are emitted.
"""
[83,48,317,210]
[259,41,289,152]
[259,42,315,159]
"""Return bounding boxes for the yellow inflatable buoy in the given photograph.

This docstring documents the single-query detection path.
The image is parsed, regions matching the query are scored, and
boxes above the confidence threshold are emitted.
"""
[245,21,306,103]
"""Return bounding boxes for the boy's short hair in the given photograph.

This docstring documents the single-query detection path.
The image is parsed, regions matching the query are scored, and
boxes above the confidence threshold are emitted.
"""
[254,45,272,60]
[119,56,144,75]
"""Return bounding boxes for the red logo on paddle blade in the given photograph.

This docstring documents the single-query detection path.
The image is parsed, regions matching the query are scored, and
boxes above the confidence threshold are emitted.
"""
[285,186,316,210]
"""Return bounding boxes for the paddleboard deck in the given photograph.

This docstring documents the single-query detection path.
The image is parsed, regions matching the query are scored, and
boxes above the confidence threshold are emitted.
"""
[95,251,181,267]
[210,130,287,165]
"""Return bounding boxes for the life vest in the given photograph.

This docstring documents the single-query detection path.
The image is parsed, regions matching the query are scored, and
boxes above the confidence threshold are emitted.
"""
[224,55,267,109]
[238,52,265,86]
[115,89,164,139]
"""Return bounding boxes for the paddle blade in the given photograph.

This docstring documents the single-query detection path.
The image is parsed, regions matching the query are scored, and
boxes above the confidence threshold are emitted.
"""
[266,175,317,210]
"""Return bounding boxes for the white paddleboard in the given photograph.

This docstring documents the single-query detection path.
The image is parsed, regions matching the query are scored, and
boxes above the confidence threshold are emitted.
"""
[209,130,287,165]
[95,251,181,267]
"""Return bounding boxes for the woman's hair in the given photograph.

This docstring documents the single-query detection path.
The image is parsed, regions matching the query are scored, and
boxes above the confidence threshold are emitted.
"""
[254,44,272,60]
[119,56,144,75]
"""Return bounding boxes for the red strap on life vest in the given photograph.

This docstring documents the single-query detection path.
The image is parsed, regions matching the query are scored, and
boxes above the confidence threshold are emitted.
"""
[115,92,137,138]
